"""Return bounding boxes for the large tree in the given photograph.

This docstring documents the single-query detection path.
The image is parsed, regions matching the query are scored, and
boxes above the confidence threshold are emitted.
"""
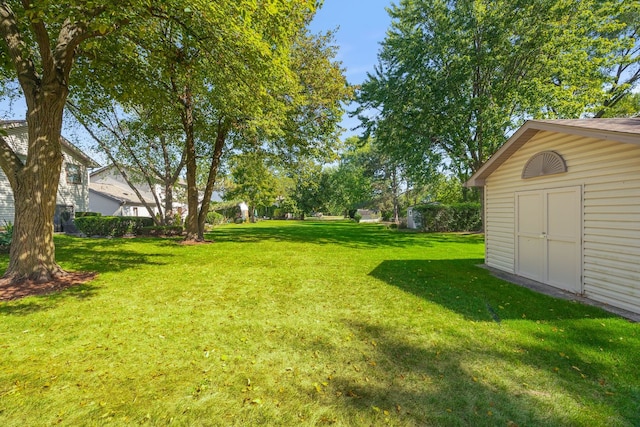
[356,0,640,191]
[0,1,156,282]
[68,2,339,241]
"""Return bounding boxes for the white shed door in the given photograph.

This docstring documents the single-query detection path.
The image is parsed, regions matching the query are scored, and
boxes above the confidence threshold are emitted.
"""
[516,186,582,293]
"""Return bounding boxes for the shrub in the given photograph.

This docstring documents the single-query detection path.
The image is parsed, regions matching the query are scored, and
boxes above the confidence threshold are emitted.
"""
[353,213,362,223]
[172,212,184,226]
[75,212,101,217]
[0,220,13,250]
[74,216,154,237]
[411,203,481,232]
[206,211,225,226]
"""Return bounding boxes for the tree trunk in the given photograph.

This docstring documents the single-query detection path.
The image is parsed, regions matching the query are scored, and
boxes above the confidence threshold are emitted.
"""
[181,85,200,241]
[195,119,228,240]
[164,183,175,225]
[391,167,400,224]
[4,97,67,282]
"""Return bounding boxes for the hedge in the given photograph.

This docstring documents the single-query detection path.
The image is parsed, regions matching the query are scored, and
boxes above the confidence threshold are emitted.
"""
[74,216,154,237]
[75,211,102,217]
[411,203,481,232]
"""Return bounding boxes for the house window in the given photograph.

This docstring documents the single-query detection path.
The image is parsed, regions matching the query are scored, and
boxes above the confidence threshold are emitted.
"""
[66,164,82,184]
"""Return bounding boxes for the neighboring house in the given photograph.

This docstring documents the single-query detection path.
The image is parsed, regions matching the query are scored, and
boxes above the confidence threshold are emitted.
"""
[466,118,640,315]
[89,164,187,219]
[0,120,100,231]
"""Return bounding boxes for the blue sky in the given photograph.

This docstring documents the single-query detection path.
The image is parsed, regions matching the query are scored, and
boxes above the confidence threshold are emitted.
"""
[309,1,394,137]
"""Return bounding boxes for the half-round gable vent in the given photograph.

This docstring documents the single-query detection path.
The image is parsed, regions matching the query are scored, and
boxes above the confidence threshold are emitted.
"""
[521,151,567,179]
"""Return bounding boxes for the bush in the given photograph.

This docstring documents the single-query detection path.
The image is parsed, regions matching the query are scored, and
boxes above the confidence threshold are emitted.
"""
[138,226,184,237]
[75,212,101,217]
[206,211,225,226]
[353,213,362,223]
[411,203,481,232]
[0,221,13,250]
[74,216,154,237]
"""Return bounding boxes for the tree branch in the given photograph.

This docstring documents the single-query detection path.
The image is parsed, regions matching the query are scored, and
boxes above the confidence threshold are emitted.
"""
[0,3,39,94]
[20,0,57,84]
[0,134,23,189]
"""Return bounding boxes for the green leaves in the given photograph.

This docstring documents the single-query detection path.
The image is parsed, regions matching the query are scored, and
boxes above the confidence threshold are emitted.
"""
[357,0,640,185]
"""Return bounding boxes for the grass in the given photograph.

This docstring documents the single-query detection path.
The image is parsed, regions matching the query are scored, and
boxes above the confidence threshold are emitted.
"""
[0,220,638,426]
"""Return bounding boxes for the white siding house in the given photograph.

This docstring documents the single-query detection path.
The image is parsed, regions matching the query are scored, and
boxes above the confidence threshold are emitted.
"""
[466,119,640,315]
[0,120,99,231]
[89,165,187,219]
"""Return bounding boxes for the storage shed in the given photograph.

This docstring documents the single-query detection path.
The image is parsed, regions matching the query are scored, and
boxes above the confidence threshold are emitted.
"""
[466,119,640,315]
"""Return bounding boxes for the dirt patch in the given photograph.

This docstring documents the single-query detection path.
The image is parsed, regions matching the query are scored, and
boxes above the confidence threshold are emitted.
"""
[0,272,98,301]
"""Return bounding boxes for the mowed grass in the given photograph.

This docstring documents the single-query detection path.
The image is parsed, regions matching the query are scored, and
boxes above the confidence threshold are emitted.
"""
[0,220,638,426]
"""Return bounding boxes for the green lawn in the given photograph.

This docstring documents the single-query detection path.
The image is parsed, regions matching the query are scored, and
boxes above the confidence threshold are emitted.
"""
[0,221,638,426]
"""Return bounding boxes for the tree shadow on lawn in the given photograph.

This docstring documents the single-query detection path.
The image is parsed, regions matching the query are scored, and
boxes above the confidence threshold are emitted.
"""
[0,237,174,315]
[208,221,483,249]
[0,282,100,316]
[362,260,640,425]
[369,259,617,323]
[53,236,174,273]
[322,319,638,426]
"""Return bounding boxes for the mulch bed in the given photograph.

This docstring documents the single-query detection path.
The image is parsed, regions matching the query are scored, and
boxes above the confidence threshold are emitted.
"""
[0,272,98,301]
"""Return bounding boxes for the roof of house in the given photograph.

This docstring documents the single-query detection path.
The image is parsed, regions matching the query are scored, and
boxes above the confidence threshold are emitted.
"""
[0,120,100,168]
[466,118,640,187]
[90,163,188,187]
[89,181,156,206]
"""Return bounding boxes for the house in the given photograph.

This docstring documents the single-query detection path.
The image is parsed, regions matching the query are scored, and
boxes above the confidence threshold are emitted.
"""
[466,118,640,315]
[0,120,100,231]
[89,164,187,219]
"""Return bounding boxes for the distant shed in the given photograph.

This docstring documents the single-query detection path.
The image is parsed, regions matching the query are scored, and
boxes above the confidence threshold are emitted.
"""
[466,119,640,315]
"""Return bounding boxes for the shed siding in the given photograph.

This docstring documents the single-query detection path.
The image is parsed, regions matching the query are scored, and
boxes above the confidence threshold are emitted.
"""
[485,130,640,313]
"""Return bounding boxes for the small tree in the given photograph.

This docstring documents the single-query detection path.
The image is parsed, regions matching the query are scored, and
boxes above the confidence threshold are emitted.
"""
[225,151,278,222]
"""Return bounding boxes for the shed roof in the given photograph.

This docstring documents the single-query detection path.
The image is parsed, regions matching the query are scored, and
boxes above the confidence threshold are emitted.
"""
[465,118,640,187]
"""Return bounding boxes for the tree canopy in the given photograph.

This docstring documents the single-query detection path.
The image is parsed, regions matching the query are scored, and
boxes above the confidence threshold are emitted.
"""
[356,0,640,188]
